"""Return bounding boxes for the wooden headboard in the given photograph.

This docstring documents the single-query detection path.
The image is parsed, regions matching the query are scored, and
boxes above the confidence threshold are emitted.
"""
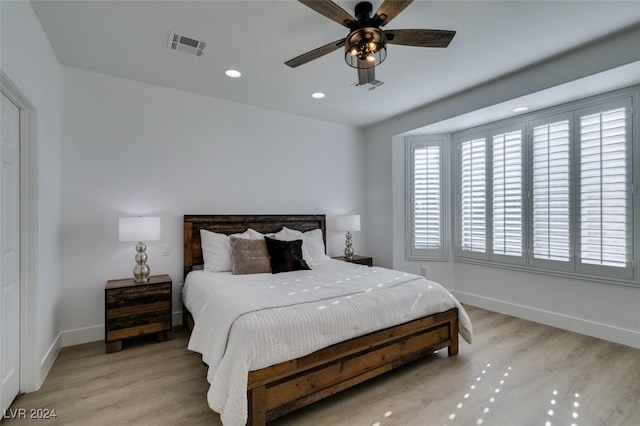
[183,214,326,279]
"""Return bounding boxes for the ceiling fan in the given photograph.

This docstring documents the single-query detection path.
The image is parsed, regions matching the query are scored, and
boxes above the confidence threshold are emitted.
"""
[285,0,456,85]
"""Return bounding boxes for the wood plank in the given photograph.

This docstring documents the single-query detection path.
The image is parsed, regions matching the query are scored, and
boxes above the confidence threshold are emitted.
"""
[244,311,457,424]
[106,301,171,318]
[107,314,171,332]
[248,385,266,426]
[106,285,171,306]
[105,274,171,289]
[106,322,171,341]
[105,340,122,354]
[449,316,459,356]
[264,325,450,411]
[247,309,456,388]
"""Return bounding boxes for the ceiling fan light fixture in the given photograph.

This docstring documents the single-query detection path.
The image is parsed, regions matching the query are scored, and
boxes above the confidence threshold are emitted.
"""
[344,28,387,68]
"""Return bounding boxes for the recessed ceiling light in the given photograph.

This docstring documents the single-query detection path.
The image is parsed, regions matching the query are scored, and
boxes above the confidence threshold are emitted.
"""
[311,92,325,99]
[225,69,242,79]
[512,106,529,113]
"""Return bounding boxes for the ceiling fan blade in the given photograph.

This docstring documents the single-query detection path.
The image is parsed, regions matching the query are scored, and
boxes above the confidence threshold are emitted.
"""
[357,59,375,85]
[385,29,456,48]
[285,38,346,68]
[298,0,356,28]
[373,0,413,27]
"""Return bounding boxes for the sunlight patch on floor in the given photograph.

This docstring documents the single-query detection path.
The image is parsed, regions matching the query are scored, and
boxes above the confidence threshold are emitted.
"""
[441,363,511,426]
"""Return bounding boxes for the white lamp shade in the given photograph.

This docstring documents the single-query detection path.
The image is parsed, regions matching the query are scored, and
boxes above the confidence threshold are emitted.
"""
[119,217,161,242]
[336,215,361,232]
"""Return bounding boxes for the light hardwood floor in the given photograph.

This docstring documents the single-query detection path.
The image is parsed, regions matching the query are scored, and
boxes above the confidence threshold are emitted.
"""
[5,306,640,425]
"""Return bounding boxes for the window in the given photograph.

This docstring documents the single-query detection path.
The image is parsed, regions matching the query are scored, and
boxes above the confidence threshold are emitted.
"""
[492,127,524,261]
[577,102,632,279]
[460,137,487,257]
[407,137,447,260]
[531,115,571,270]
[453,93,635,283]
[457,127,525,263]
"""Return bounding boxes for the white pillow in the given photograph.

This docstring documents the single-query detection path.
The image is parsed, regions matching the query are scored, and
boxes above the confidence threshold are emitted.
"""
[200,229,231,272]
[303,228,330,265]
[200,228,264,272]
[244,228,265,240]
[273,227,328,265]
[274,227,300,239]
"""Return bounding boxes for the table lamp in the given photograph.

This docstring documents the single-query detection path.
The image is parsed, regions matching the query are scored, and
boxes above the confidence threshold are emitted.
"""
[336,215,360,259]
[119,217,161,282]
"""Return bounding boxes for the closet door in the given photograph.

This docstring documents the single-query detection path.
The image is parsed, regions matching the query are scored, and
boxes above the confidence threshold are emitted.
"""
[1,92,21,413]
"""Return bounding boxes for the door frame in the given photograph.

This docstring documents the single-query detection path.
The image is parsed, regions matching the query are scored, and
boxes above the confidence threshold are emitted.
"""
[1,70,39,393]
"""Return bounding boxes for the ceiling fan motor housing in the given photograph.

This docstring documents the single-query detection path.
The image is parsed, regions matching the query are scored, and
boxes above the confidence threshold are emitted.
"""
[354,2,374,21]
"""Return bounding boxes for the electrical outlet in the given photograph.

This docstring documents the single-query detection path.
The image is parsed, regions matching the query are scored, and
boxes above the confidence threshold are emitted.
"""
[161,243,171,256]
[419,267,428,277]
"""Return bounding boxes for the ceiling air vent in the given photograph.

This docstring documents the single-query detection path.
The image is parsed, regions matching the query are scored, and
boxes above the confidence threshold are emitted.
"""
[352,79,385,91]
[168,31,206,57]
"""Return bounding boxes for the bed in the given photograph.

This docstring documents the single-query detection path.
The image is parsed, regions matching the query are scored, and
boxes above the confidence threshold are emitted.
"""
[182,214,472,426]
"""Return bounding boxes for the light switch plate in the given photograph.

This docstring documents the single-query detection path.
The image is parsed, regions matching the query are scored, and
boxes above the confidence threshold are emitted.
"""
[161,243,171,256]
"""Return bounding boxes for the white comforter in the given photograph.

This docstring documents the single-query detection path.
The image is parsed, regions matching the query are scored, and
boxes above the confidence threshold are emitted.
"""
[183,259,472,426]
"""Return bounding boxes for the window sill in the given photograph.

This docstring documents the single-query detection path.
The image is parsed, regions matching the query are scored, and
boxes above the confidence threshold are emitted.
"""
[405,255,449,262]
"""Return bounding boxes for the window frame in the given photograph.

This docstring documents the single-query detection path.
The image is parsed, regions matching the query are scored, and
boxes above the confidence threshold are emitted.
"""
[405,135,448,261]
[489,123,527,265]
[451,87,638,286]
[528,112,575,273]
[574,98,634,280]
[456,132,489,261]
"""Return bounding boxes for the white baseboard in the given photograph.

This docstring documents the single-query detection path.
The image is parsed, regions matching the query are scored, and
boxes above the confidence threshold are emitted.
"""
[39,332,61,388]
[61,325,104,347]
[452,290,640,350]
[60,310,185,348]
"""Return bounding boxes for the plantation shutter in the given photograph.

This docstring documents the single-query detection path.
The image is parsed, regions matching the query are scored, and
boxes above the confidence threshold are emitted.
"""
[408,139,445,259]
[413,145,441,249]
[531,117,571,268]
[492,129,523,259]
[460,137,487,256]
[578,102,631,277]
[453,94,635,282]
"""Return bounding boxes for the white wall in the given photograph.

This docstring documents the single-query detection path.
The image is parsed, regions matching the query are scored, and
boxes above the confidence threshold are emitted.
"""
[0,0,62,388]
[365,26,640,348]
[60,66,365,346]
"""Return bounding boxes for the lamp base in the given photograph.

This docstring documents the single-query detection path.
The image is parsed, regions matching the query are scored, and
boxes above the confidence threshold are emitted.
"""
[133,241,151,283]
[133,268,150,283]
[344,231,354,259]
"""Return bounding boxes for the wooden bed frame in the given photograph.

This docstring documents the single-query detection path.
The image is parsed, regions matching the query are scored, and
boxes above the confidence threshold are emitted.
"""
[183,214,459,425]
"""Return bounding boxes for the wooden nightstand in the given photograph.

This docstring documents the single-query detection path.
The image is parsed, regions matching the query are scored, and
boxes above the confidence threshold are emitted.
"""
[105,274,172,353]
[332,255,373,267]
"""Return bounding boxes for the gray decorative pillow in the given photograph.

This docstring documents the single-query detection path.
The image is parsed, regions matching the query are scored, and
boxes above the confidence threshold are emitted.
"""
[230,236,272,275]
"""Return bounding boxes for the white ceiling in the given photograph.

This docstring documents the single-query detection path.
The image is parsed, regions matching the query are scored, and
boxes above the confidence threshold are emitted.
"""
[31,0,640,129]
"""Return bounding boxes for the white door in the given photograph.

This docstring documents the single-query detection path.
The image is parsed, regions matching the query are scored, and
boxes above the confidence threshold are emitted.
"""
[1,92,21,413]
